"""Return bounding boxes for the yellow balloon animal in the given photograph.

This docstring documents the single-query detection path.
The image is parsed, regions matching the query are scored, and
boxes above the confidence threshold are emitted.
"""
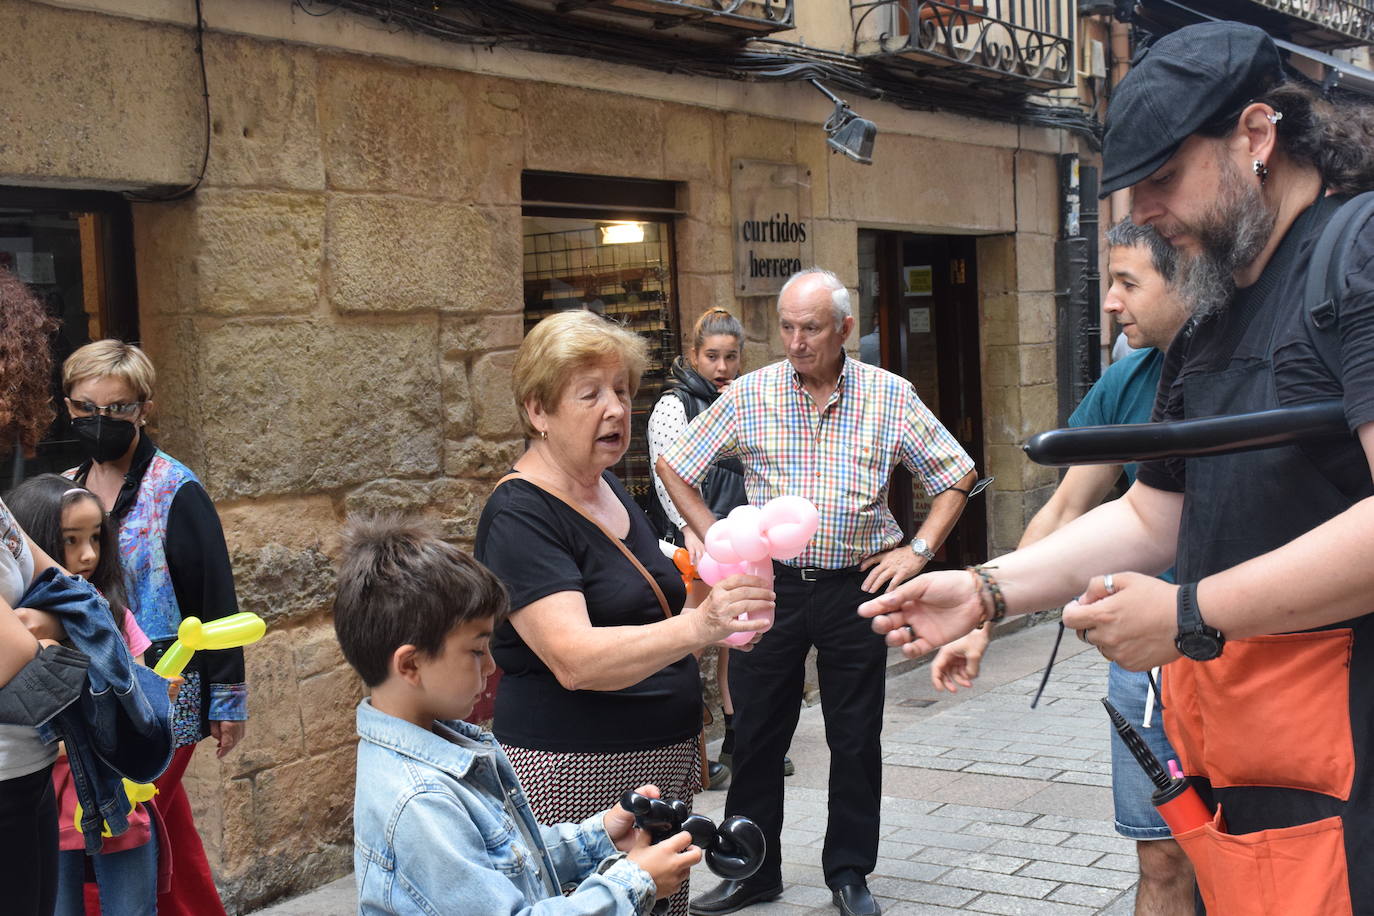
[153,612,267,679]
[76,612,266,834]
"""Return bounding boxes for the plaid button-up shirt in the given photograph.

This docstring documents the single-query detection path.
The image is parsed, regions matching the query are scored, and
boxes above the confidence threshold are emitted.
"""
[660,356,974,569]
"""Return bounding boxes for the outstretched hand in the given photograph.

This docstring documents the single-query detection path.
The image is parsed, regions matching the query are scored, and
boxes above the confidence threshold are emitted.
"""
[856,569,987,658]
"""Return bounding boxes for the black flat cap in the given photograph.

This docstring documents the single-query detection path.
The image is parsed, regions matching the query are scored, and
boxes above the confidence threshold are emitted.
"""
[1100,21,1283,198]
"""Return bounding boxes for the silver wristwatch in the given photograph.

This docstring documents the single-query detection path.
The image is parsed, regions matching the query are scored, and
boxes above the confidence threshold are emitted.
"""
[909,537,935,561]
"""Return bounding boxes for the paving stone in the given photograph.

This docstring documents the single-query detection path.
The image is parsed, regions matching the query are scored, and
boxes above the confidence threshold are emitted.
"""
[868,876,980,908]
[984,839,1102,867]
[935,867,1059,899]
[927,804,1037,827]
[886,827,999,852]
[1005,741,1099,761]
[872,856,950,883]
[1051,770,1114,788]
[1049,882,1133,908]
[1018,861,1138,890]
[912,846,1031,874]
[1094,853,1140,873]
[965,892,1098,915]
[961,761,1062,781]
[939,748,1038,766]
[1030,814,1123,837]
[965,822,1073,846]
[1061,833,1138,856]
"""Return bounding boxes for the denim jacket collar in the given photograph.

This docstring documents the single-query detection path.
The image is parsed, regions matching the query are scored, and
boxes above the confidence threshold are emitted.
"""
[355,698,492,780]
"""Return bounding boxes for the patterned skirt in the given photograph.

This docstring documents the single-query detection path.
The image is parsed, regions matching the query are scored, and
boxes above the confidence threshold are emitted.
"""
[502,736,703,916]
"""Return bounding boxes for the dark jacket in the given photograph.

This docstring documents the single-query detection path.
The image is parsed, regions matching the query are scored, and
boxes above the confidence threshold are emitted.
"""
[649,357,747,543]
[24,568,173,851]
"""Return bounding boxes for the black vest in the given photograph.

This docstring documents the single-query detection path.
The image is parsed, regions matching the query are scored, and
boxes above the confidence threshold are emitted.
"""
[649,356,747,543]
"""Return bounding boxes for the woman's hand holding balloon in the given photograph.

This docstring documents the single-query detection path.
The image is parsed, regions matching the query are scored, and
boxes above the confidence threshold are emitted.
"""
[690,576,774,649]
[693,496,819,647]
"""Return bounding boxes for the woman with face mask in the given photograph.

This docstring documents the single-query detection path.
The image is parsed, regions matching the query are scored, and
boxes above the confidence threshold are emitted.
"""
[62,340,243,916]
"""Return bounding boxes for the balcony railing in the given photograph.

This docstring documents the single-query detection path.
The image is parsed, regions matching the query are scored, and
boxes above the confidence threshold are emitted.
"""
[851,0,1075,91]
[1250,0,1374,47]
[546,0,794,36]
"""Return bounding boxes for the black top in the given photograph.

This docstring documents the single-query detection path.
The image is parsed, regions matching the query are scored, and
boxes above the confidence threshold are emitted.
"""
[475,472,697,753]
[1140,199,1374,497]
[74,435,244,712]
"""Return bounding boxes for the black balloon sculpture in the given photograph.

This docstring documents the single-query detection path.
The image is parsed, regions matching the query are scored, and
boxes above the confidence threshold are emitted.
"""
[618,790,766,913]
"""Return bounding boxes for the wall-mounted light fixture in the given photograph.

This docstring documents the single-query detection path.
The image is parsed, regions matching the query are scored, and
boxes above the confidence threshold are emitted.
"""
[809,79,877,165]
[600,221,646,244]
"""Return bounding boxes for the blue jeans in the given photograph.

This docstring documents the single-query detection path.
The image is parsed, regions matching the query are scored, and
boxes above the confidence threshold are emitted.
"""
[54,815,157,916]
[1107,662,1177,841]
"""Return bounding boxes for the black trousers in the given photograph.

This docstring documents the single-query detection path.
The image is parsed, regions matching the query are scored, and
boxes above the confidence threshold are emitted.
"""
[0,763,58,916]
[723,565,887,889]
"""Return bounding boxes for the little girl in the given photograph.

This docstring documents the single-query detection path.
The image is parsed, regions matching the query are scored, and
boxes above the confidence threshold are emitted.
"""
[6,474,161,916]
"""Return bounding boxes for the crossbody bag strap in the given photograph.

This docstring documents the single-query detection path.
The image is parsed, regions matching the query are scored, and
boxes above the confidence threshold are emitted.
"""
[494,472,674,620]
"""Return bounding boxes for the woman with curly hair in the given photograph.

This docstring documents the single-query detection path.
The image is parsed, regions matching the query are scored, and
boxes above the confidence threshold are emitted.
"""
[0,266,85,915]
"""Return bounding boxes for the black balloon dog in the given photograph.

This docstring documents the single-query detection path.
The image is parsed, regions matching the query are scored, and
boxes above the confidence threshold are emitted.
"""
[619,790,766,914]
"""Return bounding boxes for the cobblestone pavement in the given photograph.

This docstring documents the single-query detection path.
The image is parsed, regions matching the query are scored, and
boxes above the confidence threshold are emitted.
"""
[687,624,1137,915]
[253,624,1137,914]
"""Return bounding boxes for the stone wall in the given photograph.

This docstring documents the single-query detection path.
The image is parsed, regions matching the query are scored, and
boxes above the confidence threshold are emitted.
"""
[3,1,1078,909]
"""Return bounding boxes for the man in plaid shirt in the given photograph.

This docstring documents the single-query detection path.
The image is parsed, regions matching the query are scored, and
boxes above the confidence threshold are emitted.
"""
[658,268,977,916]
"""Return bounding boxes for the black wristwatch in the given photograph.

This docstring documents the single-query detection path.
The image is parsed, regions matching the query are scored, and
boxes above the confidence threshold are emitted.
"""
[1175,582,1225,661]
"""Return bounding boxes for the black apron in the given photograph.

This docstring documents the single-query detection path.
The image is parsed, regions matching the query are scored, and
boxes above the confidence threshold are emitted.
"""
[1162,197,1374,915]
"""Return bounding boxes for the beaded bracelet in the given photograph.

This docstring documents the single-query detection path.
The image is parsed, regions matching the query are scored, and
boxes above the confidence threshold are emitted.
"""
[966,564,1007,628]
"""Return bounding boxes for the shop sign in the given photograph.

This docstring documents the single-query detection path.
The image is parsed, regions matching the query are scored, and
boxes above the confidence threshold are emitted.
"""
[732,160,813,297]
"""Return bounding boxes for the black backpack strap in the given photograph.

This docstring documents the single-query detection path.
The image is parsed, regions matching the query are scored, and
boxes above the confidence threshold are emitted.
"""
[1305,191,1374,376]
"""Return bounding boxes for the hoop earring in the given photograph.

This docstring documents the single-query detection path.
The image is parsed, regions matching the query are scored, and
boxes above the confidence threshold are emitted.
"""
[1254,160,1269,184]
[540,429,547,440]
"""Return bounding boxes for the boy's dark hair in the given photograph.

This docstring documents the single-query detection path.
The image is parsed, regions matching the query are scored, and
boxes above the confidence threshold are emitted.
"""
[333,513,509,687]
[5,474,127,623]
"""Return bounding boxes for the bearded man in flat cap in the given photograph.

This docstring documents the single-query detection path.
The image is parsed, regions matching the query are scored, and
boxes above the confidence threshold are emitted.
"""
[859,21,1374,915]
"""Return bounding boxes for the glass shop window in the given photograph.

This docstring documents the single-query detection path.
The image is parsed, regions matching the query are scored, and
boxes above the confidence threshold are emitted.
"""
[0,187,138,486]
[521,171,682,514]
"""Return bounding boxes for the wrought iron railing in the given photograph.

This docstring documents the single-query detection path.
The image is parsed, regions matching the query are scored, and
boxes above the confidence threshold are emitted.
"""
[553,0,794,34]
[851,0,1075,91]
[1253,0,1374,45]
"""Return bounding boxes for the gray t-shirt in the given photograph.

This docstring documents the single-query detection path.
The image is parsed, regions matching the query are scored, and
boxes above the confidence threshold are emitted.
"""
[0,497,57,780]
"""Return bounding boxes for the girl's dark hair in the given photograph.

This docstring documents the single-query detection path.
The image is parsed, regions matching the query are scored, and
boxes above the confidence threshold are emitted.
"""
[0,269,58,457]
[1200,80,1374,195]
[691,308,744,353]
[4,474,127,621]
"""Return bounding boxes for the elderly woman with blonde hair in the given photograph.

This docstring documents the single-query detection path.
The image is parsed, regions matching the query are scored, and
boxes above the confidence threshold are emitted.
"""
[62,340,242,916]
[475,309,773,916]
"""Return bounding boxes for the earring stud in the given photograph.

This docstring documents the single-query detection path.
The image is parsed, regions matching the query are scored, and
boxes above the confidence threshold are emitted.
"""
[1254,159,1269,183]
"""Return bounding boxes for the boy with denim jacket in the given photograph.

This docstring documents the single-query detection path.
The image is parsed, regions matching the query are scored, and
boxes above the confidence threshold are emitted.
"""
[334,514,700,916]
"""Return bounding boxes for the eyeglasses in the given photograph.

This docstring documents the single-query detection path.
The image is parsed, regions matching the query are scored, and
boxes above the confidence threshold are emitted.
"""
[66,398,145,420]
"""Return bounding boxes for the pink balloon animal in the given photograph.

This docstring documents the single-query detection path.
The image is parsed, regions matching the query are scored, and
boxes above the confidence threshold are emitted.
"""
[697,496,820,646]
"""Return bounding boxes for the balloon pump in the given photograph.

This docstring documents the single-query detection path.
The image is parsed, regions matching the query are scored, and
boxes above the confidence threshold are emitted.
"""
[1102,698,1213,835]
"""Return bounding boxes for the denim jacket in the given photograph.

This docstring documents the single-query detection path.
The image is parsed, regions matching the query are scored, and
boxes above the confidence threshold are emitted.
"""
[22,568,173,851]
[354,699,655,916]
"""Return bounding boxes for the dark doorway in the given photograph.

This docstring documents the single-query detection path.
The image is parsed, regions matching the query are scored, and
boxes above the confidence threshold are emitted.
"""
[1,186,138,488]
[857,229,986,568]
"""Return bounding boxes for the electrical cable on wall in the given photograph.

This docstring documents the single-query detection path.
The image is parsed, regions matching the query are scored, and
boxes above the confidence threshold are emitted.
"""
[127,0,211,203]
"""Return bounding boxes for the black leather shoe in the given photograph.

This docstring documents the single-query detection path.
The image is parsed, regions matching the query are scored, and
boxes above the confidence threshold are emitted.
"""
[832,882,880,916]
[689,878,784,914]
[707,760,731,790]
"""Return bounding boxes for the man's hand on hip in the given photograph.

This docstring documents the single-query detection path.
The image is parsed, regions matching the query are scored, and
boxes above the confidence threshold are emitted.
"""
[859,546,928,594]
